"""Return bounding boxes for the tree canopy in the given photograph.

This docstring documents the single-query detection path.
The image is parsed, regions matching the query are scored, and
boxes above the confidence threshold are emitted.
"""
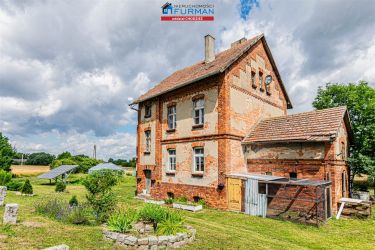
[0,133,16,171]
[108,157,136,168]
[26,152,55,165]
[312,81,375,183]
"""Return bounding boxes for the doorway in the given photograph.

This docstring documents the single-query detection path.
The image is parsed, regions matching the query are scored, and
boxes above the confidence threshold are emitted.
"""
[144,170,151,194]
[227,178,242,211]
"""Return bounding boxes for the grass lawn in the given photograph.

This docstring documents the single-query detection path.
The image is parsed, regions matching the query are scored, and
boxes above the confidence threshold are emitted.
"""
[0,175,374,250]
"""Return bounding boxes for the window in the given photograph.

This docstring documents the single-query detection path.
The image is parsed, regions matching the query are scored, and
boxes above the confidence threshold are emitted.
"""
[193,98,204,125]
[167,192,174,199]
[167,149,176,172]
[341,142,346,160]
[259,72,264,91]
[144,104,151,118]
[144,130,151,153]
[167,106,176,130]
[342,172,347,197]
[251,71,257,88]
[193,148,204,173]
[289,172,297,180]
[266,172,272,176]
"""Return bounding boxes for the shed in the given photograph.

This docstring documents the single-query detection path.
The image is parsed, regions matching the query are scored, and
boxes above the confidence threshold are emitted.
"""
[227,173,332,225]
[88,163,124,174]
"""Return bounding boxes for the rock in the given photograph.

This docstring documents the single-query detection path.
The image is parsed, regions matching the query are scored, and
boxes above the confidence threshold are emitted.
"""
[176,233,185,241]
[158,236,169,245]
[137,237,149,245]
[124,235,137,245]
[3,203,19,225]
[42,244,69,250]
[181,233,188,239]
[137,245,148,250]
[169,235,178,243]
[144,224,154,232]
[0,186,6,206]
[148,236,158,245]
[149,245,158,250]
[117,234,128,243]
[139,228,145,234]
[133,222,144,231]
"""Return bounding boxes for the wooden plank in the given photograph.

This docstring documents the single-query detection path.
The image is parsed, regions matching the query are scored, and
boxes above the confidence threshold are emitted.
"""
[336,202,345,219]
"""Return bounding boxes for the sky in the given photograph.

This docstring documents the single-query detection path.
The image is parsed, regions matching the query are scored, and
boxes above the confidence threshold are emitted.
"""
[0,0,374,160]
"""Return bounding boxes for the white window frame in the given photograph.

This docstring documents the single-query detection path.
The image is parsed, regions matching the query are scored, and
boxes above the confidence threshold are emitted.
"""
[167,106,176,129]
[193,99,204,125]
[167,149,176,172]
[193,147,204,173]
[145,130,151,153]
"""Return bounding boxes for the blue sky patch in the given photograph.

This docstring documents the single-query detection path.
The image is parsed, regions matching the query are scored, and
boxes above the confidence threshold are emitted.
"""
[240,0,260,20]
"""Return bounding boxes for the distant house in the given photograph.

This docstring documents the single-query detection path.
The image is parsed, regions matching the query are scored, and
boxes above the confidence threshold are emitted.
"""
[131,34,351,222]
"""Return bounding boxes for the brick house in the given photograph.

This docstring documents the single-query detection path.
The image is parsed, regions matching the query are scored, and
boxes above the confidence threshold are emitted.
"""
[130,34,351,216]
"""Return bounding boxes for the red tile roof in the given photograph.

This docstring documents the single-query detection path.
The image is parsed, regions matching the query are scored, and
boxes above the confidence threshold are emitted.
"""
[132,34,291,107]
[243,106,350,143]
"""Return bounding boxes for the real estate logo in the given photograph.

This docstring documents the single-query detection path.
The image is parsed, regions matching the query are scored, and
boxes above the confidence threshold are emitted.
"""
[161,2,215,21]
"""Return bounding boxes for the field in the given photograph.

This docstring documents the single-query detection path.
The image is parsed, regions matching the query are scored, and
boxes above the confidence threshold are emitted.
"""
[10,165,50,176]
[0,175,374,250]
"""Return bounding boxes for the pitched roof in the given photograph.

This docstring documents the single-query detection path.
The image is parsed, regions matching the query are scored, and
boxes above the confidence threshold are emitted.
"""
[132,34,292,108]
[243,106,351,144]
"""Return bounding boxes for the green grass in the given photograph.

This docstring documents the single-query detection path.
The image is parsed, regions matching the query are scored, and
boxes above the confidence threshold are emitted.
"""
[0,175,374,249]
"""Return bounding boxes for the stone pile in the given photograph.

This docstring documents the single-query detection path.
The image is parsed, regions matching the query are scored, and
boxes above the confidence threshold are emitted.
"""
[103,225,196,249]
[341,201,372,219]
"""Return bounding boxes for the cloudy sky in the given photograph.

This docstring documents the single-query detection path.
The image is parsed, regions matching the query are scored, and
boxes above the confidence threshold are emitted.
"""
[0,0,374,160]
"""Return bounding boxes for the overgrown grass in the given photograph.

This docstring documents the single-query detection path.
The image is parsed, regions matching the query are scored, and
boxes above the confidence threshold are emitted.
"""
[0,175,373,250]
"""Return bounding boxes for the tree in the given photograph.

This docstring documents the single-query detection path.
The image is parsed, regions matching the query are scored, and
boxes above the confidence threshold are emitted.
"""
[82,169,120,222]
[57,151,72,160]
[0,133,16,171]
[313,81,375,189]
[21,179,33,194]
[26,152,55,165]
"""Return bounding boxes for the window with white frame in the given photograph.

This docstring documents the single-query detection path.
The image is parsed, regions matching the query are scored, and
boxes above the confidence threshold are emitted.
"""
[167,149,176,172]
[193,98,204,125]
[145,130,151,153]
[167,105,176,130]
[193,148,204,172]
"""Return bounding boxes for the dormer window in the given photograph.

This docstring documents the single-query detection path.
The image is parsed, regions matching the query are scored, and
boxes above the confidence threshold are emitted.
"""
[193,98,204,126]
[144,104,151,118]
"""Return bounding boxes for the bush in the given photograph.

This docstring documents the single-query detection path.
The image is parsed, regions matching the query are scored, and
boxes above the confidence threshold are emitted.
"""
[0,170,12,186]
[6,180,24,191]
[67,205,90,224]
[21,179,33,194]
[69,195,79,207]
[138,204,168,225]
[164,197,174,205]
[35,198,91,224]
[82,169,119,222]
[107,209,138,233]
[55,181,66,192]
[175,196,188,203]
[157,212,185,235]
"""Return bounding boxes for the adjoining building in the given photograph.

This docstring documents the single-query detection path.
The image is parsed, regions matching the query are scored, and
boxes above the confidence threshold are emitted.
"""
[130,34,351,222]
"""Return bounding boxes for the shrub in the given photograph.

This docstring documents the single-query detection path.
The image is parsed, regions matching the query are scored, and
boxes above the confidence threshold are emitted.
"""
[69,195,79,207]
[175,196,188,203]
[138,204,167,225]
[55,181,66,192]
[164,197,174,205]
[35,198,91,224]
[107,209,138,233]
[82,169,119,222]
[0,170,12,185]
[6,180,24,191]
[67,205,90,224]
[21,179,33,194]
[157,210,185,235]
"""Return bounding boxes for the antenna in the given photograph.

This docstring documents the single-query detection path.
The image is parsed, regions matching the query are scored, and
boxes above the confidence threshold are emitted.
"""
[93,145,97,159]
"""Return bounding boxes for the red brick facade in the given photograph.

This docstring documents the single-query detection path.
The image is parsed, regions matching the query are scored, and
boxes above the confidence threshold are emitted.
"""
[134,36,350,215]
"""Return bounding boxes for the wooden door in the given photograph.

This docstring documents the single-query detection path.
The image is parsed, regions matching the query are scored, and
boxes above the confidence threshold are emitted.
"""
[227,178,242,211]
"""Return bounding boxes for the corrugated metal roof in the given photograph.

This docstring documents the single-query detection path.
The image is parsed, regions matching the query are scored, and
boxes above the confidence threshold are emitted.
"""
[38,165,78,179]
[227,173,286,181]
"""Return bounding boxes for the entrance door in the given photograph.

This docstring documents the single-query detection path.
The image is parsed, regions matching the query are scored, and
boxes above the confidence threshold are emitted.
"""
[144,170,151,194]
[227,178,242,211]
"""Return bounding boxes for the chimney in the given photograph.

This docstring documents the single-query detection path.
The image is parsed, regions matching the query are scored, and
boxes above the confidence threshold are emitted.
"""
[231,37,247,48]
[204,34,215,64]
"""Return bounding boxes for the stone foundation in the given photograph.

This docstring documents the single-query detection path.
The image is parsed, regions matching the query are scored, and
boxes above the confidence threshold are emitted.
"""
[103,225,196,249]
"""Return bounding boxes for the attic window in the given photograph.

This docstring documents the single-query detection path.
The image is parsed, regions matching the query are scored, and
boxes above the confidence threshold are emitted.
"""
[251,71,257,89]
[144,104,151,118]
[259,72,264,92]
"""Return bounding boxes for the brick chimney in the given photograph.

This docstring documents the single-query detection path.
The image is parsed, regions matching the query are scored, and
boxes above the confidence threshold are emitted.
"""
[204,34,215,64]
